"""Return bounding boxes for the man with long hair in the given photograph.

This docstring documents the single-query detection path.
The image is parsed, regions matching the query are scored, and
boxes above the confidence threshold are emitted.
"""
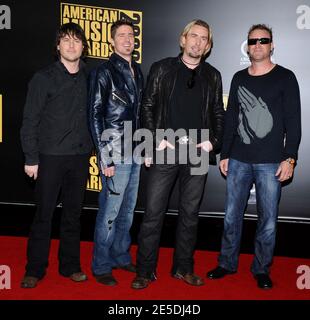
[131,19,224,289]
[20,23,93,288]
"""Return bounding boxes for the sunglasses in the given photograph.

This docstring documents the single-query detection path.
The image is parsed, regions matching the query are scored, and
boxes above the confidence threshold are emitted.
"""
[187,69,196,89]
[247,38,272,46]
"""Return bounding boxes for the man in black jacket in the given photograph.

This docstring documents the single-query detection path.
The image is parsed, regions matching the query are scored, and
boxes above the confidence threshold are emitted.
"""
[88,20,144,286]
[20,23,93,288]
[131,19,224,289]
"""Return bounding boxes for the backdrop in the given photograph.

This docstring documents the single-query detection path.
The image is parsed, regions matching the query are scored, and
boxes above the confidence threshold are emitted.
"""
[0,0,309,221]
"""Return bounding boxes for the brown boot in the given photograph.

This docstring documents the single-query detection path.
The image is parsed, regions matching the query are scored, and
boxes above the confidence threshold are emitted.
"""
[69,271,88,282]
[131,276,152,289]
[20,276,39,288]
[173,271,205,286]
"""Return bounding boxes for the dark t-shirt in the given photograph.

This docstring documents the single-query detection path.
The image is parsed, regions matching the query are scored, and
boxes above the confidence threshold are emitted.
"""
[167,63,203,141]
[221,65,301,163]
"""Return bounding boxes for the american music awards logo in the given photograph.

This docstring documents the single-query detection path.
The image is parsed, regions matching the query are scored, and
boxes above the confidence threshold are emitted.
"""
[60,3,143,63]
[240,40,250,66]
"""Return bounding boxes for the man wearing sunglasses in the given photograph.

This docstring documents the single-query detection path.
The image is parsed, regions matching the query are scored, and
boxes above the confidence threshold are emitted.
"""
[88,20,144,286]
[131,19,224,289]
[207,24,301,289]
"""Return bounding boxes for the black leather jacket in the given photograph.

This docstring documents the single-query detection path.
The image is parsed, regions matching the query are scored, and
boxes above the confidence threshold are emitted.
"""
[88,53,144,167]
[142,56,225,164]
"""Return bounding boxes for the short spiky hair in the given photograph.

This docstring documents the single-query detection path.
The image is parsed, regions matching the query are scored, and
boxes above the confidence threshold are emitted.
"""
[248,24,273,42]
[55,22,89,58]
[180,19,213,56]
[110,20,134,40]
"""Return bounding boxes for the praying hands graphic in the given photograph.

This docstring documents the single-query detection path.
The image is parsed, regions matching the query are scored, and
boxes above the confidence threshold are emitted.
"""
[237,86,273,144]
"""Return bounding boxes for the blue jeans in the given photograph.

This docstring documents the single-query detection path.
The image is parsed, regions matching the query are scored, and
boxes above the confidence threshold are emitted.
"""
[218,158,281,275]
[92,163,141,275]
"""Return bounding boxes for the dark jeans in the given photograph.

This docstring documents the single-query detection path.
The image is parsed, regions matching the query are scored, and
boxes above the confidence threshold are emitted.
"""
[218,159,281,275]
[25,154,89,278]
[136,162,207,278]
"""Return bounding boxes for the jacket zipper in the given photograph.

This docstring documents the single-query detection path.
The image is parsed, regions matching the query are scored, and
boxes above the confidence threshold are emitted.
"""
[112,92,127,104]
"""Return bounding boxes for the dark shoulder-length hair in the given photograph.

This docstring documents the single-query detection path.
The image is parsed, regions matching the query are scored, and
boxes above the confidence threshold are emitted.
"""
[55,22,89,58]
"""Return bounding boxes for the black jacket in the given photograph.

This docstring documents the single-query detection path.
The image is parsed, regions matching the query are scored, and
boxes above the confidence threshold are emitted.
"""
[88,53,144,168]
[20,61,93,165]
[142,56,225,164]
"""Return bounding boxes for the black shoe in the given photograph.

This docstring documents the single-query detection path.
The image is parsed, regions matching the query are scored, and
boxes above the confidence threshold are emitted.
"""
[207,266,236,279]
[95,273,118,286]
[114,263,137,273]
[254,273,273,289]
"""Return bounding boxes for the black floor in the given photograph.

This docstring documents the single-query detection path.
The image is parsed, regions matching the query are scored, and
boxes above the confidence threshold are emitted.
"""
[0,204,309,259]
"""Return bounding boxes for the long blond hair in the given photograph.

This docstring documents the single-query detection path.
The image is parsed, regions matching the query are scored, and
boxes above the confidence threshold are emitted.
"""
[179,19,213,56]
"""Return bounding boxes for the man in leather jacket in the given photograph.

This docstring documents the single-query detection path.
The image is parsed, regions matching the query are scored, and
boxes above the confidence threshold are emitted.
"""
[88,20,143,286]
[131,19,224,289]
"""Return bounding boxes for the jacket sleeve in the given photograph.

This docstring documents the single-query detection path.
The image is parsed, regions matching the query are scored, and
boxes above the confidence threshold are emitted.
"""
[282,71,301,160]
[210,70,225,152]
[20,73,48,165]
[88,68,114,169]
[141,62,166,152]
[141,62,161,135]
[220,75,239,160]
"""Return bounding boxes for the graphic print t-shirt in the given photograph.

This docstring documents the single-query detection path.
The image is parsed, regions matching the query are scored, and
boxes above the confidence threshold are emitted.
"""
[220,65,301,163]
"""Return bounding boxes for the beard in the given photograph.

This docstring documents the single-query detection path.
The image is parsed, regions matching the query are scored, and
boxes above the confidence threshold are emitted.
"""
[188,51,202,59]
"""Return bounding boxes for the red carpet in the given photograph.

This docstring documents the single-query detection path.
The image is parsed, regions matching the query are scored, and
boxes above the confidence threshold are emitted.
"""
[0,236,309,300]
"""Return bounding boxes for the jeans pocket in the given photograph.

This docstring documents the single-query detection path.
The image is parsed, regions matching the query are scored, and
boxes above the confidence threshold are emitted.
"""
[106,177,120,195]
